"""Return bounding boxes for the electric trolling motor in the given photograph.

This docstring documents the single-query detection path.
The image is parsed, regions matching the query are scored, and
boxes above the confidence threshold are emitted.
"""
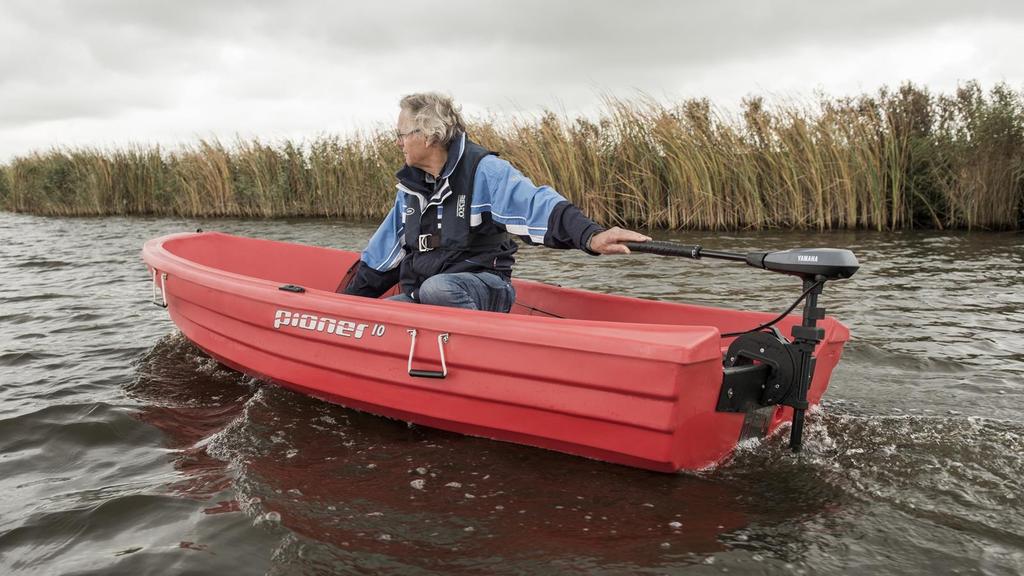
[624,241,860,452]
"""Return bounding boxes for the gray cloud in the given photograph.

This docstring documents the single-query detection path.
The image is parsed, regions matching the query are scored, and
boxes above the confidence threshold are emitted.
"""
[245,1,1024,67]
[1,0,1023,159]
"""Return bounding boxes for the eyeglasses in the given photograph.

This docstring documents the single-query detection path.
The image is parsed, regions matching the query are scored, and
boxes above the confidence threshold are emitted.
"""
[395,128,421,140]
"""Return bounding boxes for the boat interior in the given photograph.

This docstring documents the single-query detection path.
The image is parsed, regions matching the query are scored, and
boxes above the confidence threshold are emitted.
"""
[163,232,797,335]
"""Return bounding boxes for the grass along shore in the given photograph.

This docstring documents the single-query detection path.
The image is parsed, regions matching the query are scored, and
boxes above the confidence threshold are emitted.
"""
[1,82,1022,231]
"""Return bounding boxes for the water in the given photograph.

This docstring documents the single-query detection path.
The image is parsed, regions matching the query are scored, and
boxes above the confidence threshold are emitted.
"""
[0,211,1021,575]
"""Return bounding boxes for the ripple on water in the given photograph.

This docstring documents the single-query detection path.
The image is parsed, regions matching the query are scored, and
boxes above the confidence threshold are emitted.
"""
[11,259,76,270]
[0,350,63,367]
[0,292,71,304]
[718,410,1024,573]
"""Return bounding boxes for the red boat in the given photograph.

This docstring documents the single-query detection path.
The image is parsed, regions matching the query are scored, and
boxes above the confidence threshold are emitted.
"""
[142,231,854,472]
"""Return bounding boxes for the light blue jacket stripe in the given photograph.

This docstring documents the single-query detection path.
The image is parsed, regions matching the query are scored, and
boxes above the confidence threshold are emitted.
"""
[361,189,406,271]
[473,155,567,243]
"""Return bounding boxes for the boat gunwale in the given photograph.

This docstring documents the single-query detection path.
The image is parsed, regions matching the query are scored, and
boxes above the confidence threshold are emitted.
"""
[143,231,849,361]
[143,233,734,357]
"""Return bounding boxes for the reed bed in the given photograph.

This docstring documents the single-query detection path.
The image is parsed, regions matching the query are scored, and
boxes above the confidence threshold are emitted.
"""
[2,82,1022,230]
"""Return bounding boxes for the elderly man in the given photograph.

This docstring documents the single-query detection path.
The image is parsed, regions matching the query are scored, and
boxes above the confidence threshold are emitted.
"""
[344,92,650,312]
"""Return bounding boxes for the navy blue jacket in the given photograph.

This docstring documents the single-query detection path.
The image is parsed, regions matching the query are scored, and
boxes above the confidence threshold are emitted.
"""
[345,132,604,299]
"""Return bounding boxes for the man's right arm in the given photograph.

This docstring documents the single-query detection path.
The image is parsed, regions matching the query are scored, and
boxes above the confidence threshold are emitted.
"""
[343,190,406,297]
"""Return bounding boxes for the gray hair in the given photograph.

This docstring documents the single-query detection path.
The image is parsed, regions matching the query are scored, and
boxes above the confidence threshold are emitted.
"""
[400,92,466,146]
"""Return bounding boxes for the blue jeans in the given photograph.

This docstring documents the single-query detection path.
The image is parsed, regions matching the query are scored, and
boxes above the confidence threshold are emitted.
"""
[389,272,515,313]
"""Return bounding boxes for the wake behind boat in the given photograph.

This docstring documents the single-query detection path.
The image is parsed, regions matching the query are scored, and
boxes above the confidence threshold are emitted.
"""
[142,231,857,472]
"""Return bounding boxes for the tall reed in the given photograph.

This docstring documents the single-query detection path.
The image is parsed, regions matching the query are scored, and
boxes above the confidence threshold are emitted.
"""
[2,82,1022,230]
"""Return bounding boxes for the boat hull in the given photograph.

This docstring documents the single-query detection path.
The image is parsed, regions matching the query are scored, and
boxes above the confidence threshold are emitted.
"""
[143,232,849,472]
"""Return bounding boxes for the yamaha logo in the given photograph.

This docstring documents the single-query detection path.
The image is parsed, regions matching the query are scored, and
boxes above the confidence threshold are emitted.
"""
[797,255,819,262]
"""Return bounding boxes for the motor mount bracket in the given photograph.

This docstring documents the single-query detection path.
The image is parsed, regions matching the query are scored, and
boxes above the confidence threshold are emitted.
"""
[717,329,798,413]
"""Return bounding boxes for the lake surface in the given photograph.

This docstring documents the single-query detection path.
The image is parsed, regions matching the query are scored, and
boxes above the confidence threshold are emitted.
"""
[0,211,1021,575]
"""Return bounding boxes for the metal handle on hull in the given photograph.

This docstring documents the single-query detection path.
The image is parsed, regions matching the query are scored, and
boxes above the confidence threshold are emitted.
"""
[407,329,449,378]
[152,270,168,308]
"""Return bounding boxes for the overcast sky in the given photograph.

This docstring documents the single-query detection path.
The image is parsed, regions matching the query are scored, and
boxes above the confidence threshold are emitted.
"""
[2,0,1022,161]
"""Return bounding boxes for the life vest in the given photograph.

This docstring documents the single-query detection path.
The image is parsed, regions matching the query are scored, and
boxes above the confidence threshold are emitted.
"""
[396,135,514,295]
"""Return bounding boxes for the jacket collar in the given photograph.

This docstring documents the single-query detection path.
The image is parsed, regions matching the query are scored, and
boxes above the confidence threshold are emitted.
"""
[395,131,467,194]
[439,131,466,179]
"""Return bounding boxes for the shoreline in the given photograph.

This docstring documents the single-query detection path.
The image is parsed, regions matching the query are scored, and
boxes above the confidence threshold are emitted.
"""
[3,209,1020,234]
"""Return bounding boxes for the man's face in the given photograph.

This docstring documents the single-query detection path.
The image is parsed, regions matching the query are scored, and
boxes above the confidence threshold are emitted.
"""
[396,109,428,168]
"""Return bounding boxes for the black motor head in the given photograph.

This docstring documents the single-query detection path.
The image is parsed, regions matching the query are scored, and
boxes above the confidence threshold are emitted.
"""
[747,248,860,281]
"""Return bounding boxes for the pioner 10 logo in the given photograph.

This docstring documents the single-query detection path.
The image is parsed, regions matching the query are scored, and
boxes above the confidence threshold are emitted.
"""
[273,309,385,339]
